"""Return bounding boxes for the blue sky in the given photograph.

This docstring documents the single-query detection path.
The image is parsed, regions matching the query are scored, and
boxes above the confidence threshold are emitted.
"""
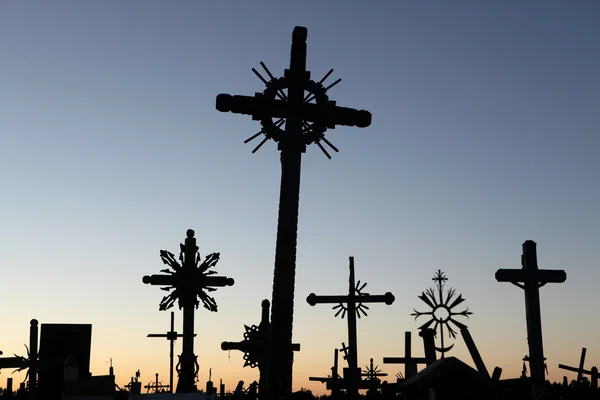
[1,0,599,393]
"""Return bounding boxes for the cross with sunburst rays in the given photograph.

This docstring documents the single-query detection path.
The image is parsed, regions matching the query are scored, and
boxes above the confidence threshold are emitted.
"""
[411,270,472,358]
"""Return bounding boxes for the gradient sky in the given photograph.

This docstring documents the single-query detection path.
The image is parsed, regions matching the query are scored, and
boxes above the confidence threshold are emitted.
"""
[1,0,599,394]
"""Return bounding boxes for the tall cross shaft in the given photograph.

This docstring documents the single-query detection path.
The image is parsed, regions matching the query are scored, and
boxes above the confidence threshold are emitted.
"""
[307,257,395,400]
[143,230,234,393]
[495,240,566,399]
[215,26,372,400]
[147,311,188,393]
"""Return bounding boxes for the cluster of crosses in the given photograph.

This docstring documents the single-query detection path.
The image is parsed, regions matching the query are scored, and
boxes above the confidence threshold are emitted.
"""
[0,24,592,400]
[136,26,584,400]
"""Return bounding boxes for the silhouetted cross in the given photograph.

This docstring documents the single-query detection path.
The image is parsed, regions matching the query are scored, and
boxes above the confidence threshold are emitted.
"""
[496,240,566,400]
[143,229,234,393]
[221,299,300,399]
[216,26,372,400]
[383,332,427,379]
[307,257,394,400]
[559,348,599,389]
[147,311,192,393]
[144,373,170,394]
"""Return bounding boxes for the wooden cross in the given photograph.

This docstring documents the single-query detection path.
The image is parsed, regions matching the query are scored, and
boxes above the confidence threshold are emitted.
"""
[307,256,395,400]
[147,311,192,393]
[558,347,599,389]
[144,373,170,394]
[221,299,300,399]
[216,26,372,400]
[142,229,234,393]
[309,348,342,399]
[383,332,428,379]
[495,240,566,400]
[0,319,39,400]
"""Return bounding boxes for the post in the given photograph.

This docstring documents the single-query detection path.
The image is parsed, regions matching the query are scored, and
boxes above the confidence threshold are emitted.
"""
[346,257,359,400]
[460,327,490,379]
[492,367,502,381]
[29,319,38,400]
[419,328,436,366]
[591,367,598,390]
[7,377,13,397]
[577,347,587,384]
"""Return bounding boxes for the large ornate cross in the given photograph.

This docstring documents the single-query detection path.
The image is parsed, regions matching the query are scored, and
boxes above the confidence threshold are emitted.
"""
[383,332,427,379]
[306,257,394,400]
[142,229,234,393]
[495,240,566,400]
[216,26,372,400]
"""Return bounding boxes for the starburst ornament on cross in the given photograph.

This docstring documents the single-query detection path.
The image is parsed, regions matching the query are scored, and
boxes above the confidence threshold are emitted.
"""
[411,270,473,358]
[144,234,231,313]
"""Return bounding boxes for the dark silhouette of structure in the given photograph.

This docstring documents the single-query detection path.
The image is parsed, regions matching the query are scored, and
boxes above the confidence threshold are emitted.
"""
[306,256,394,400]
[142,229,234,393]
[221,299,300,399]
[147,311,191,393]
[411,270,473,359]
[215,26,372,400]
[496,240,567,399]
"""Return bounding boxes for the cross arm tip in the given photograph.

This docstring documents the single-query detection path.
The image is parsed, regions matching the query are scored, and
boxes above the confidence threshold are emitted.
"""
[216,93,233,113]
[292,26,308,43]
[306,293,317,306]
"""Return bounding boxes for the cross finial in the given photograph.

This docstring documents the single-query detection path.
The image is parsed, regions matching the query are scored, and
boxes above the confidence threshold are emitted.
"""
[432,270,447,290]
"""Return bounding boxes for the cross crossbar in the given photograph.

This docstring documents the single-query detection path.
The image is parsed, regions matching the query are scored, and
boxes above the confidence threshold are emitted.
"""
[216,94,371,128]
[307,293,394,305]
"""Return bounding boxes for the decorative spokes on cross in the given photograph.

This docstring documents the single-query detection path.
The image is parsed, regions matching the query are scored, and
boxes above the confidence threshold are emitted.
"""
[227,62,348,158]
[143,232,233,312]
[363,358,387,382]
[332,280,371,319]
[411,270,472,357]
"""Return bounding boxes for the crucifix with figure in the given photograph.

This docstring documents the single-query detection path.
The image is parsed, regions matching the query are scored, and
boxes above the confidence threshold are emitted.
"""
[147,311,195,393]
[142,229,234,393]
[496,240,566,400]
[216,26,372,400]
[221,299,300,399]
[306,256,395,400]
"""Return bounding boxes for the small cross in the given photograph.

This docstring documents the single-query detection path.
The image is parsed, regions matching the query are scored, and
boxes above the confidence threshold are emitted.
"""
[558,347,599,389]
[432,270,447,290]
[383,332,428,379]
[307,257,394,400]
